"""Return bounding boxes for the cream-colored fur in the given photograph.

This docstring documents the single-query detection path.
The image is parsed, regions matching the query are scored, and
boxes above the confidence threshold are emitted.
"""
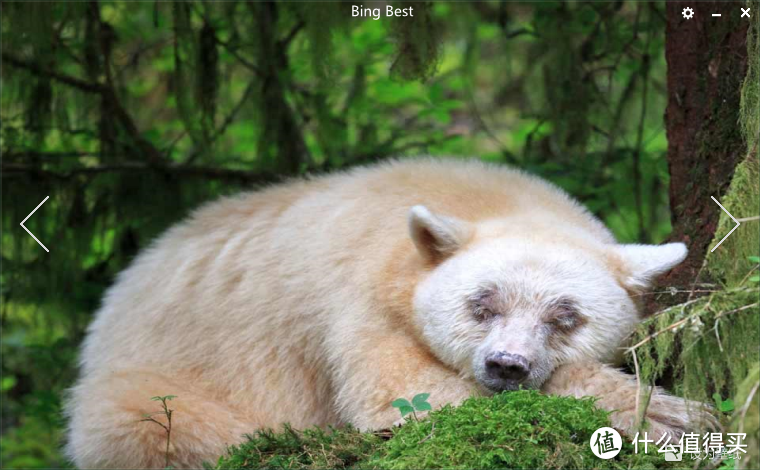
[66,158,716,468]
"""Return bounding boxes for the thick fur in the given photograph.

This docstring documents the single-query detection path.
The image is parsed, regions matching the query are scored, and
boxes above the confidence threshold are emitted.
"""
[66,158,716,468]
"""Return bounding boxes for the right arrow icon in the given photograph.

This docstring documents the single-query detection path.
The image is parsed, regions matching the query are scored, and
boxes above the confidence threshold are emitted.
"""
[710,196,740,252]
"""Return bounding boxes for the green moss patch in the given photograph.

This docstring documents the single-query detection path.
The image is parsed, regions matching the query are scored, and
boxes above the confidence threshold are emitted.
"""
[215,391,683,469]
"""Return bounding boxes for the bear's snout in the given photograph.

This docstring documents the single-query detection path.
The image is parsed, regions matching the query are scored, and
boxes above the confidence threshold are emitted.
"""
[484,351,531,390]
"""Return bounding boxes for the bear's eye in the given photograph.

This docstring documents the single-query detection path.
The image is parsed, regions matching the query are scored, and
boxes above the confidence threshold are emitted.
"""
[472,304,498,321]
[547,312,580,330]
[545,299,584,331]
[469,290,499,321]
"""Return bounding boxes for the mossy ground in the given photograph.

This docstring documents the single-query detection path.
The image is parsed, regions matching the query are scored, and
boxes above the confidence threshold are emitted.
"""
[215,391,686,470]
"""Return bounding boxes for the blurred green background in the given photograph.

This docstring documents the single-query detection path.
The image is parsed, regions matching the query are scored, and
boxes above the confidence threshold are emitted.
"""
[1,1,681,467]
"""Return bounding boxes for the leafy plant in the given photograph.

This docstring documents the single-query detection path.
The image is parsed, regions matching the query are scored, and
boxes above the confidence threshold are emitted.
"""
[139,395,177,469]
[391,393,432,421]
[713,393,736,413]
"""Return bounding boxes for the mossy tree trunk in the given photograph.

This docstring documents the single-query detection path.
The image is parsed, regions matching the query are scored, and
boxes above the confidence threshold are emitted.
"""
[657,1,750,310]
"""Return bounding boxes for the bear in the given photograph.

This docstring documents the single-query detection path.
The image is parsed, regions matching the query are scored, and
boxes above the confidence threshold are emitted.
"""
[65,158,717,468]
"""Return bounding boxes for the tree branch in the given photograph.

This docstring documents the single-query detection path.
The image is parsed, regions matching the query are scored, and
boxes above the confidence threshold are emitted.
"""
[1,53,105,94]
[215,37,262,77]
[3,51,165,164]
[279,20,305,49]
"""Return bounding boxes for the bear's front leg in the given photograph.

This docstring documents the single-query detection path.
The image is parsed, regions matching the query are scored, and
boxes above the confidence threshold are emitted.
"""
[329,332,482,430]
[541,361,719,440]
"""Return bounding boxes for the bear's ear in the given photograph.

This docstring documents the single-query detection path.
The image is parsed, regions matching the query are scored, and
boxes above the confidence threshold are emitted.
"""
[408,205,473,263]
[613,243,688,289]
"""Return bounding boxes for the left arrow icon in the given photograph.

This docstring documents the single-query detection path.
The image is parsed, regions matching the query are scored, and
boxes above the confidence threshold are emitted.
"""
[20,196,50,252]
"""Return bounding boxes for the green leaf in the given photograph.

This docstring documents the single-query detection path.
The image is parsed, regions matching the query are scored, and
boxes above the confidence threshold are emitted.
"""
[712,393,735,412]
[720,399,735,412]
[391,398,411,409]
[749,275,759,283]
[412,393,432,412]
[748,256,760,263]
[398,405,415,417]
[414,402,432,412]
[151,395,177,401]
[391,398,414,417]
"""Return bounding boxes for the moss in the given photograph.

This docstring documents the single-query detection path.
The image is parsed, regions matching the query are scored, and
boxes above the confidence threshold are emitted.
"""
[740,0,759,151]
[213,423,383,469]
[705,154,759,286]
[388,2,441,81]
[733,363,759,470]
[215,391,685,470]
[632,285,759,403]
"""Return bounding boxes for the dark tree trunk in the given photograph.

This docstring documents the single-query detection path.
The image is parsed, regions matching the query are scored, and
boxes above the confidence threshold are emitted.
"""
[250,1,309,175]
[653,1,749,312]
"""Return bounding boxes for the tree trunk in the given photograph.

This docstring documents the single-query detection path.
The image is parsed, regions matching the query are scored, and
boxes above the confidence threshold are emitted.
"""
[654,1,750,311]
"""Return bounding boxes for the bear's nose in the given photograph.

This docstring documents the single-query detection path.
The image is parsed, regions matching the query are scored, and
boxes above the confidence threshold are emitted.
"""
[485,352,530,382]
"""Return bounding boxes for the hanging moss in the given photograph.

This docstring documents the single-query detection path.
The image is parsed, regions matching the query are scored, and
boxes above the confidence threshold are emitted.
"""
[388,2,440,82]
[294,2,347,85]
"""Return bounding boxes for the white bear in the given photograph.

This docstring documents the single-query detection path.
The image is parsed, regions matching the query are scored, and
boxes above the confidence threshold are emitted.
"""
[65,158,716,468]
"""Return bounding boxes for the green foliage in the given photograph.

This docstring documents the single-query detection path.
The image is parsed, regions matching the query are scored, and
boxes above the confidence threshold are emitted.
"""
[392,392,432,419]
[216,391,682,470]
[0,415,72,469]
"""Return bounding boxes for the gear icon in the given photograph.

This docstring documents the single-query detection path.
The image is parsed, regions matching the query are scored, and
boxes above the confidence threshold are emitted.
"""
[682,7,694,20]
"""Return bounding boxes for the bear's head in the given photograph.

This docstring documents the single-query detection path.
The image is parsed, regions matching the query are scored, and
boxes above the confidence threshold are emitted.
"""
[407,205,687,393]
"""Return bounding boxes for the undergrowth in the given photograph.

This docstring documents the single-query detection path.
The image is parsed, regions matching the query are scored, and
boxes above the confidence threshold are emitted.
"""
[215,391,683,470]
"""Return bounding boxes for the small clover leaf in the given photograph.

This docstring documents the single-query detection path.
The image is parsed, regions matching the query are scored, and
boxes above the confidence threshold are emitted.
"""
[391,398,415,417]
[412,393,432,412]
